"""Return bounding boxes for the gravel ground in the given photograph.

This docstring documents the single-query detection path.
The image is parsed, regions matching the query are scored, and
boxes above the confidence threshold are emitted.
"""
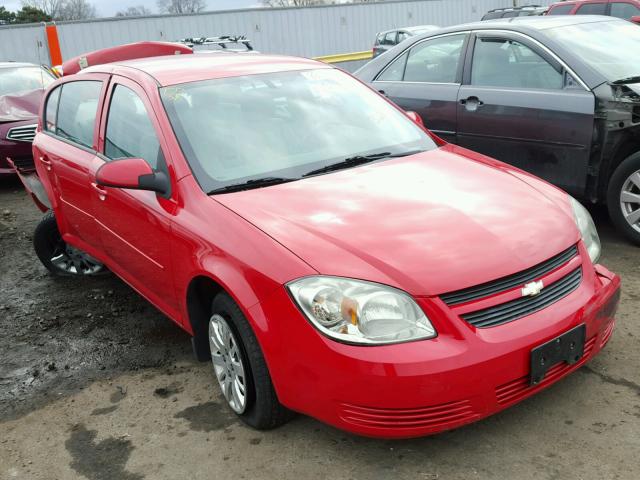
[1,176,639,480]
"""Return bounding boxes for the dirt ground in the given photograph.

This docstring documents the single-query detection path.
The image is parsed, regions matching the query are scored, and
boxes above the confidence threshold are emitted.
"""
[1,176,639,480]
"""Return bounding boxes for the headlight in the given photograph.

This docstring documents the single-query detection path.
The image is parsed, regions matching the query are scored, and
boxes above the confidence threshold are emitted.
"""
[570,196,601,263]
[287,276,436,345]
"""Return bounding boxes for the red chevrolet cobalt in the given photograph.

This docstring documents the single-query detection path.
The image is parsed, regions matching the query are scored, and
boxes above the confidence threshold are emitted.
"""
[22,50,620,438]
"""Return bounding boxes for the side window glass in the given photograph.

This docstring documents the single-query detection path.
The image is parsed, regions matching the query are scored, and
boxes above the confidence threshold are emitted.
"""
[378,51,408,81]
[105,85,163,170]
[576,3,607,14]
[548,4,575,14]
[45,86,61,132]
[382,31,397,45]
[398,31,410,43]
[56,81,102,148]
[471,38,563,90]
[403,34,465,83]
[611,2,640,18]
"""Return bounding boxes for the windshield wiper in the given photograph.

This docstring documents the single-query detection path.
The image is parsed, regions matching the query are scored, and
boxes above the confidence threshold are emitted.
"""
[611,76,640,85]
[208,176,296,194]
[302,150,423,177]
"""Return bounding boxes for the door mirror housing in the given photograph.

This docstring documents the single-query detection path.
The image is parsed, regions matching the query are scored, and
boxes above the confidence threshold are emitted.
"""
[405,110,425,128]
[631,15,640,24]
[96,158,170,195]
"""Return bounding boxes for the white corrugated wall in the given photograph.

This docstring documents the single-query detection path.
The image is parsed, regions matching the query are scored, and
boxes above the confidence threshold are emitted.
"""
[0,0,556,65]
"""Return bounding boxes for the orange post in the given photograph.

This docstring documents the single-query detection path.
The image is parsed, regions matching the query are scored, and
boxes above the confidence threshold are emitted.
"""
[45,23,63,66]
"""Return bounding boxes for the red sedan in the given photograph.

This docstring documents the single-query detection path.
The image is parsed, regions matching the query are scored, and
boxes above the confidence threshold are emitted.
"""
[22,49,620,438]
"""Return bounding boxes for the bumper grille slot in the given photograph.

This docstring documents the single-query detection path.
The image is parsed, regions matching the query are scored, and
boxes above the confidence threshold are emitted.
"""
[6,124,37,143]
[10,155,35,171]
[495,335,596,405]
[338,399,478,429]
[441,245,578,306]
[461,268,582,328]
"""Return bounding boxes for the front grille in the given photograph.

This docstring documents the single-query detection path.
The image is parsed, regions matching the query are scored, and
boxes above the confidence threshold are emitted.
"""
[338,399,478,430]
[441,245,578,306]
[6,124,37,143]
[461,268,583,328]
[495,335,596,405]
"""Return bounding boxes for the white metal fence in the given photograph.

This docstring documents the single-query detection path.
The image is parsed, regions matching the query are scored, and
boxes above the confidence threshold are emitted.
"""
[0,0,555,66]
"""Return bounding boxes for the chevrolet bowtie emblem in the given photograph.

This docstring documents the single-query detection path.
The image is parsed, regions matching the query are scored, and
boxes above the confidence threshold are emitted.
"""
[522,280,544,297]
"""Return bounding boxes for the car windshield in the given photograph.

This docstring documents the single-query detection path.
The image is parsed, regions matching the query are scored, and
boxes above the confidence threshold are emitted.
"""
[160,68,437,193]
[0,66,55,97]
[545,20,640,82]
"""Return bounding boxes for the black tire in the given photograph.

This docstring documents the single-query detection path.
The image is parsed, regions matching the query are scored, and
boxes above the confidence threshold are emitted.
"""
[33,210,105,276]
[210,292,293,430]
[607,152,640,246]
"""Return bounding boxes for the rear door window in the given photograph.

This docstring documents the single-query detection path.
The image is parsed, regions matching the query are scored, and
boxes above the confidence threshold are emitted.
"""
[548,4,575,14]
[575,2,607,14]
[610,1,640,18]
[56,81,102,148]
[402,34,466,83]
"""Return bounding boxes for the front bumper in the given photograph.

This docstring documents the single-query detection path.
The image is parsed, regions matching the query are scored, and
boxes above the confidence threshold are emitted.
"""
[252,257,621,439]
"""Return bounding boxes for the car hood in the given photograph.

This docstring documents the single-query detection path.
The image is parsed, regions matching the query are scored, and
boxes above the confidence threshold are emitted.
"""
[214,146,579,296]
[0,89,42,123]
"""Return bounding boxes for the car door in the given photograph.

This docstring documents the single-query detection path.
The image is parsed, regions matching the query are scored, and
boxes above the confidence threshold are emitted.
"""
[456,32,595,197]
[371,33,468,143]
[35,75,108,256]
[94,76,179,317]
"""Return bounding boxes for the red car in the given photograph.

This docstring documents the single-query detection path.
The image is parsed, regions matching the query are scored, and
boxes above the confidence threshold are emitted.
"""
[20,46,620,438]
[547,0,640,22]
[0,62,56,176]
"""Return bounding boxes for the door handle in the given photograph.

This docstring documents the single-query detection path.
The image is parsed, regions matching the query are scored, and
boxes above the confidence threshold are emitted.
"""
[91,182,107,201]
[460,96,484,111]
[378,89,388,97]
[39,156,52,171]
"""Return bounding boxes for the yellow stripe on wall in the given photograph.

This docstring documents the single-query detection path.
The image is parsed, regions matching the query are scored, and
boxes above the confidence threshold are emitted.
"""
[313,50,374,64]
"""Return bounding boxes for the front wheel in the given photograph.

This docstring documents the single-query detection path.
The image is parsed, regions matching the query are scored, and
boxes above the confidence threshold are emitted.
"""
[608,152,640,245]
[208,292,293,429]
[33,211,105,276]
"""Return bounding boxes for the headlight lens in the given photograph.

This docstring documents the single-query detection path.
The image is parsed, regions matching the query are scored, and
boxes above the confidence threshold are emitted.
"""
[287,276,436,345]
[570,196,601,263]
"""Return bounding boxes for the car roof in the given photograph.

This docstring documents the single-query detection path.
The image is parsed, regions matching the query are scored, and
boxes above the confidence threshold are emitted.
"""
[445,13,614,32]
[80,52,330,87]
[0,62,39,69]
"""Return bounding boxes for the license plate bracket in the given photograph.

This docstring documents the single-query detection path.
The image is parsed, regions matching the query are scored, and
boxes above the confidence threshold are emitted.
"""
[530,324,585,386]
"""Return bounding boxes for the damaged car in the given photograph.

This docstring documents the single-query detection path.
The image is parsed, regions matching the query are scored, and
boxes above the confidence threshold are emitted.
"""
[355,15,640,245]
[0,62,56,176]
[17,43,620,438]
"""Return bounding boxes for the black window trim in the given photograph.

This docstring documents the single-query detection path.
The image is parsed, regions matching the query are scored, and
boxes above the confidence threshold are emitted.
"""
[463,29,589,91]
[374,31,471,85]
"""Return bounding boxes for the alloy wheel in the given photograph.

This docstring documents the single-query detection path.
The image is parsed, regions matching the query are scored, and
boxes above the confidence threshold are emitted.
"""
[620,170,640,234]
[50,241,103,275]
[208,314,247,414]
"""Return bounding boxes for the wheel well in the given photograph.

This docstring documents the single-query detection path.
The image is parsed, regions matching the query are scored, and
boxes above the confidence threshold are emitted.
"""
[186,276,225,339]
[601,135,640,198]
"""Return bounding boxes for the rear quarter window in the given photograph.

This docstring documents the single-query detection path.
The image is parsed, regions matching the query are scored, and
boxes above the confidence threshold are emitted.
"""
[547,4,575,14]
[44,87,61,132]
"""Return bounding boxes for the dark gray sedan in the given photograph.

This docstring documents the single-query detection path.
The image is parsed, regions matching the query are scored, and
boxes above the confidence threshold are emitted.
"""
[355,16,640,245]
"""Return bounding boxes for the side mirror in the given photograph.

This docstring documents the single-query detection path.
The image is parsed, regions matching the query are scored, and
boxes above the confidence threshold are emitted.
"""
[96,157,170,195]
[631,15,640,24]
[405,110,425,128]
